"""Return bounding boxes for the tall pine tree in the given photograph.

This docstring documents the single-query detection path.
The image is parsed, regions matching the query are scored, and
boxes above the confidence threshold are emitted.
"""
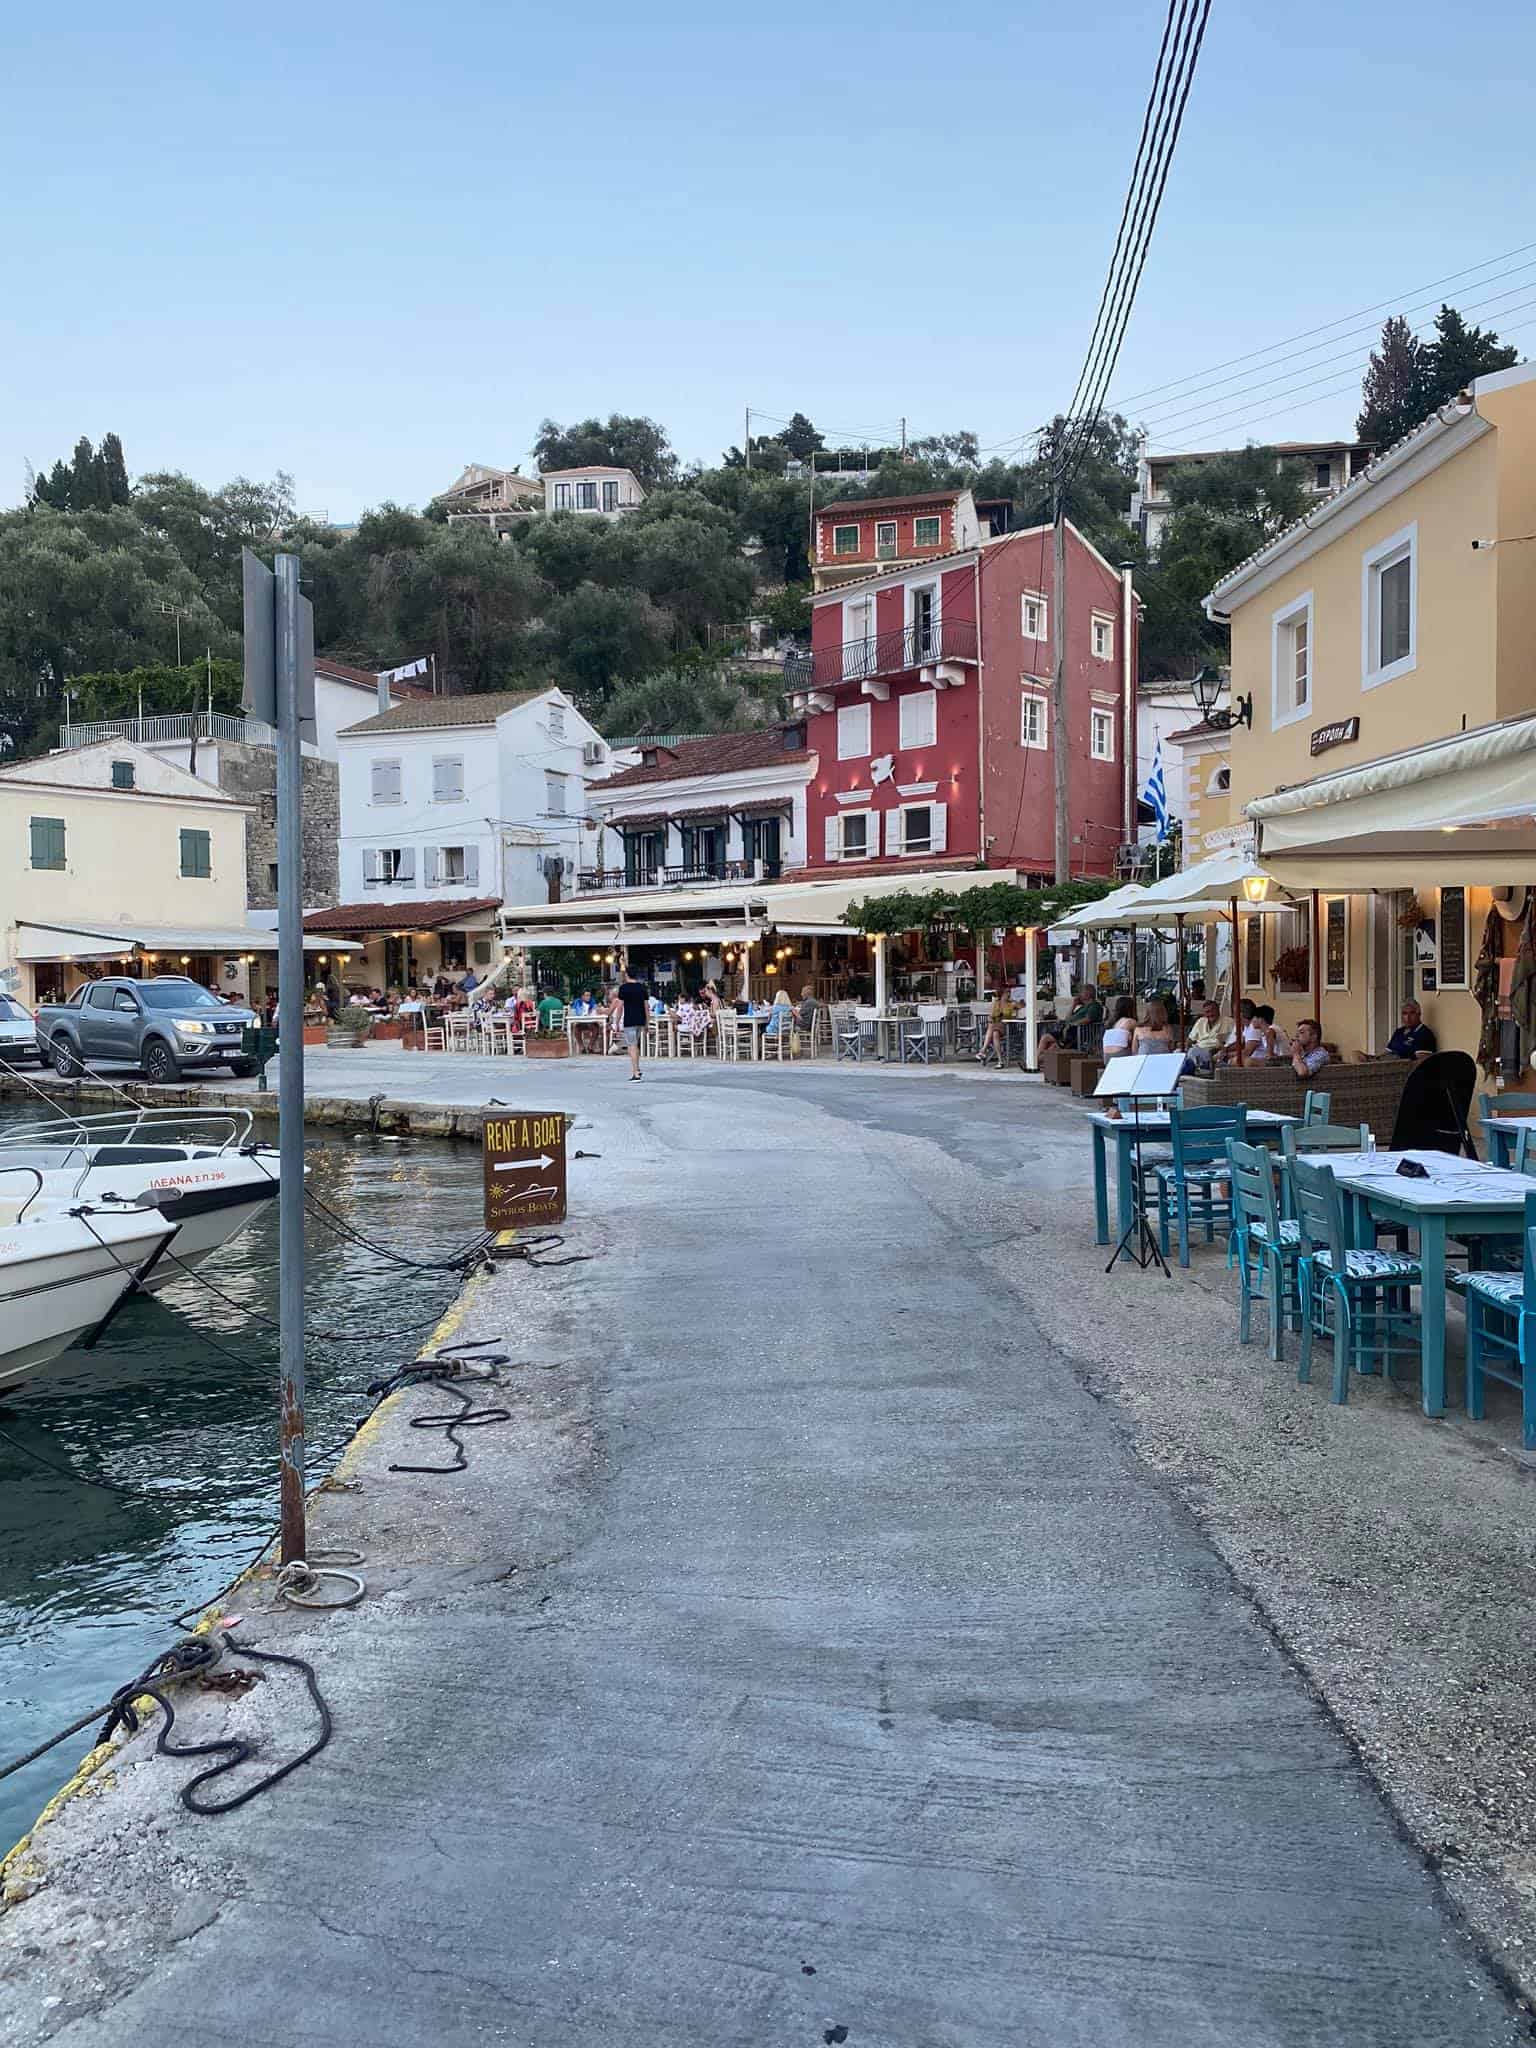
[1356,316,1428,450]
[99,432,130,505]
[1423,304,1518,410]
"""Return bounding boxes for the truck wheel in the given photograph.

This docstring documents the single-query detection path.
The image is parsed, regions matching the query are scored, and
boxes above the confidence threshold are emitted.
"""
[50,1036,83,1078]
[229,1060,259,1079]
[142,1040,181,1085]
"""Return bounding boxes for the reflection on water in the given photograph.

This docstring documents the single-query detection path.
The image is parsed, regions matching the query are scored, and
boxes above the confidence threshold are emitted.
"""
[0,1111,484,1849]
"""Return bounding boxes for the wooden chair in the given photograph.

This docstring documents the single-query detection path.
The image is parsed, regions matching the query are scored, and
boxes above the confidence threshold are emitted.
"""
[1449,1191,1536,1448]
[1479,1091,1536,1168]
[1227,1136,1302,1359]
[1292,1157,1423,1405]
[1152,1104,1248,1268]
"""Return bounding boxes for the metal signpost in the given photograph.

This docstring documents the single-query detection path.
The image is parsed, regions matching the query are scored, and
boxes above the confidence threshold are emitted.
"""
[242,549,317,1565]
[483,1111,569,1230]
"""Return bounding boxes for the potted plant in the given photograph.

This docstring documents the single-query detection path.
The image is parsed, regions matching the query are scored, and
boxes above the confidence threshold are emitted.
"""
[326,1004,374,1049]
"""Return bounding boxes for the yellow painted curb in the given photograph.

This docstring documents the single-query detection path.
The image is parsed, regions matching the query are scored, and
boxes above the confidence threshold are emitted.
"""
[0,1234,513,1901]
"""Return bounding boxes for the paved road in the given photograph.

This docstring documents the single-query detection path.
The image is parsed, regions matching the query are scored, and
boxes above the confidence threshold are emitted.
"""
[8,1061,1521,2045]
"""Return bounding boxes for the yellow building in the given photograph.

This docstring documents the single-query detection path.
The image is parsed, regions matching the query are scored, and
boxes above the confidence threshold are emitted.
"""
[1205,360,1536,1068]
[0,739,343,1005]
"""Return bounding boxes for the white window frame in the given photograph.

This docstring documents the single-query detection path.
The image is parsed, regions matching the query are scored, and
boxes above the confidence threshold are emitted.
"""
[601,479,618,512]
[898,689,937,752]
[837,701,871,761]
[839,810,872,860]
[1361,521,1417,688]
[370,756,402,806]
[544,770,568,816]
[1021,591,1048,641]
[1090,612,1115,662]
[897,804,932,856]
[832,522,861,557]
[575,480,598,510]
[1020,689,1049,750]
[875,519,898,558]
[440,845,468,884]
[1089,708,1115,761]
[912,515,942,548]
[432,753,465,802]
[1270,590,1314,731]
[553,482,571,510]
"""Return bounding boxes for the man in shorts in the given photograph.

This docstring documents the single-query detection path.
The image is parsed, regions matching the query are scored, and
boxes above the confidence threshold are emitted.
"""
[611,963,650,1080]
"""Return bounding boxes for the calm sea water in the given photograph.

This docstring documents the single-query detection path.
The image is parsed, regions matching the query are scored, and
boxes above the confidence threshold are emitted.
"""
[0,1108,486,1850]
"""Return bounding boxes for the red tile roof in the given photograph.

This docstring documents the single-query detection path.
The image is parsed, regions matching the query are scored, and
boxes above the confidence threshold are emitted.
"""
[316,656,431,698]
[816,490,962,519]
[303,897,501,934]
[597,729,811,791]
[796,856,982,883]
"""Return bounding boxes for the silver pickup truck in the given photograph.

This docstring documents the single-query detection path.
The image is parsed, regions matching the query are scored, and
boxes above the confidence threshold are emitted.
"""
[36,975,261,1084]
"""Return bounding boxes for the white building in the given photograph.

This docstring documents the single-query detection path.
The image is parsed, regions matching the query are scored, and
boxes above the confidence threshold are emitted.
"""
[1131,441,1373,552]
[587,726,814,892]
[435,463,544,532]
[306,686,618,988]
[540,466,646,517]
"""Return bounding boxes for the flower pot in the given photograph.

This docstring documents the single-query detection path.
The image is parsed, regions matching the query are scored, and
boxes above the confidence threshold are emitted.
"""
[326,1029,369,1049]
[525,1038,571,1058]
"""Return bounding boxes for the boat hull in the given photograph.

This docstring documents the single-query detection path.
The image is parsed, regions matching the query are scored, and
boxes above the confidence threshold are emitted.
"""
[0,1209,176,1393]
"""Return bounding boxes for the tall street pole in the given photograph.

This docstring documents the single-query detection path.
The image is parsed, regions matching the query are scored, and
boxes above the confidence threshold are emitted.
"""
[274,551,307,1564]
[1051,486,1070,883]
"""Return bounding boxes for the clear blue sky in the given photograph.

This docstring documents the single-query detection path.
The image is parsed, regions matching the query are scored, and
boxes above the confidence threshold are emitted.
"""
[5,0,1535,519]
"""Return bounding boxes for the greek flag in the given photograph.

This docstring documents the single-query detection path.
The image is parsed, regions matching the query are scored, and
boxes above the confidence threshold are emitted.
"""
[1142,737,1169,841]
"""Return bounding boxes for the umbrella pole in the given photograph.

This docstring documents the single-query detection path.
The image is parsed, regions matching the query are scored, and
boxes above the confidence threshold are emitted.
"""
[1231,897,1243,1067]
[1311,888,1322,1043]
[1177,914,1188,1050]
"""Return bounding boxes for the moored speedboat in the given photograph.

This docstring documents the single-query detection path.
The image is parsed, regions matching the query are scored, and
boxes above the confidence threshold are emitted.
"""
[0,1108,279,1290]
[0,1172,178,1393]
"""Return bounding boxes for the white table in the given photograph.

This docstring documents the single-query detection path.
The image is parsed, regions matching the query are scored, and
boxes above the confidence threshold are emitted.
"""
[566,1012,612,1055]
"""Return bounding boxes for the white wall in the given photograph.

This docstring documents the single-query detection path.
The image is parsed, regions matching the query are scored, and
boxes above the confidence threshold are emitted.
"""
[1137,687,1203,836]
[594,767,811,878]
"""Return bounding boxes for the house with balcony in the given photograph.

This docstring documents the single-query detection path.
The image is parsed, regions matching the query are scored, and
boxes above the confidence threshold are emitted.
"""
[584,726,814,893]
[541,466,646,517]
[787,521,1136,881]
[1205,360,1536,1071]
[810,488,985,593]
[1133,440,1373,552]
[435,463,544,531]
[303,686,618,990]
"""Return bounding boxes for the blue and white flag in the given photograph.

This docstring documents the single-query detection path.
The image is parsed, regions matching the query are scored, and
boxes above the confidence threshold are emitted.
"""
[1141,737,1169,841]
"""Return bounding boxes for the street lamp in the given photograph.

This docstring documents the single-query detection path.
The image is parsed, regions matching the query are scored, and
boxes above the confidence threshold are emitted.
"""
[1192,665,1253,732]
[1242,874,1270,905]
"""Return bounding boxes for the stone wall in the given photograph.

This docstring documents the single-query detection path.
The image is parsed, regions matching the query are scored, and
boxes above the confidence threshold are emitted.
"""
[213,741,339,908]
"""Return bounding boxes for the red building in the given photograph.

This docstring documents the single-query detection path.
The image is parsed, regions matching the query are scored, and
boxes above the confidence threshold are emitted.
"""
[788,514,1137,881]
[810,488,987,592]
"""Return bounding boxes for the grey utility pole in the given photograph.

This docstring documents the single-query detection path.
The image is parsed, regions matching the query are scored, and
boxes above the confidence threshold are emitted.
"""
[1051,487,1070,883]
[242,548,316,1565]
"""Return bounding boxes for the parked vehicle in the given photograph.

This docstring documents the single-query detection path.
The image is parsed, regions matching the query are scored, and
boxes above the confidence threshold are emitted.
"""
[0,993,41,1067]
[35,976,260,1084]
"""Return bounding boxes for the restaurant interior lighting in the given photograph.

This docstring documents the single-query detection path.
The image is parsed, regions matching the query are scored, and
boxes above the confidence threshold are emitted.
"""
[1242,875,1270,904]
[180,954,191,964]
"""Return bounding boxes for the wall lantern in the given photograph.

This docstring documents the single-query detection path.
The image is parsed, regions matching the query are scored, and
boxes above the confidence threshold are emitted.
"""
[1192,664,1253,732]
[1242,874,1270,905]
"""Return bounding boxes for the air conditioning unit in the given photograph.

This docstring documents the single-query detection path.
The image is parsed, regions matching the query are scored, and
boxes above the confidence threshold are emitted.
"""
[582,741,605,766]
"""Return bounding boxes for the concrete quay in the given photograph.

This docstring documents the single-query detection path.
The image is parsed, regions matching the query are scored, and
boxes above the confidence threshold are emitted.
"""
[0,1055,1532,2043]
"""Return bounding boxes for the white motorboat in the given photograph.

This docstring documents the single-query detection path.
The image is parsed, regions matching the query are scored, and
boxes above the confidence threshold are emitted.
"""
[0,1170,178,1393]
[0,1108,280,1290]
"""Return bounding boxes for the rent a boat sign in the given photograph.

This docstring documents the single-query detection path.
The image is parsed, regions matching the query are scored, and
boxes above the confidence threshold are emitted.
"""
[483,1111,568,1228]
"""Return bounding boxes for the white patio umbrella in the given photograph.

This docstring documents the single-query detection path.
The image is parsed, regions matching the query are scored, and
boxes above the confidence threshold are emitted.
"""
[1052,882,1155,930]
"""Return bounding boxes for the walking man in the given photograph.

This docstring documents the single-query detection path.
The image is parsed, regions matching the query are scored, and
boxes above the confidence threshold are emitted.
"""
[612,960,650,1081]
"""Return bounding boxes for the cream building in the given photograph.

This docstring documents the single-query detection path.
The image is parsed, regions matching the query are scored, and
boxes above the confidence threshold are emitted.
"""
[0,739,340,1006]
[1205,361,1536,1066]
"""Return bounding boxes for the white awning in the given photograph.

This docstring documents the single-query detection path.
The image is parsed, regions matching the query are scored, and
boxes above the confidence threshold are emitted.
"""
[504,921,763,950]
[1053,883,1153,930]
[14,919,357,961]
[1247,711,1536,888]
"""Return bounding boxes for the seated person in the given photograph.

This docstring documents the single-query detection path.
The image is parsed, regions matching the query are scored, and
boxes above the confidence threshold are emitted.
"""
[1036,984,1104,1059]
[796,983,818,1033]
[676,995,707,1039]
[1184,1000,1228,1071]
[1386,999,1437,1060]
[764,989,795,1036]
[569,988,604,1051]
[1290,1017,1330,1079]
[977,990,1015,1064]
[1134,999,1176,1052]
[1100,997,1138,1058]
[536,990,564,1032]
[1216,1000,1266,1065]
[1253,1003,1290,1062]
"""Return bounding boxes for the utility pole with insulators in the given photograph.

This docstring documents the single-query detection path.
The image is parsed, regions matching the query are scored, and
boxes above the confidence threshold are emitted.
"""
[241,548,317,1566]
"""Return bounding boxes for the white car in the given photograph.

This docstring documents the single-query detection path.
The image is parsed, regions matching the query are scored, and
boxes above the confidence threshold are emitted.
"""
[0,993,40,1067]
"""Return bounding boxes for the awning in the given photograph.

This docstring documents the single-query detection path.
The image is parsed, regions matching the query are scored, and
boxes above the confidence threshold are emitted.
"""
[1247,710,1536,888]
[14,919,357,961]
[505,921,762,950]
[1054,883,1153,930]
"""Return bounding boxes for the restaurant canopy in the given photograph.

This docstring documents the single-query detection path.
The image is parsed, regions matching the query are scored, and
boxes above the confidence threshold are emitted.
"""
[1053,882,1153,930]
[1247,710,1536,890]
[14,918,355,960]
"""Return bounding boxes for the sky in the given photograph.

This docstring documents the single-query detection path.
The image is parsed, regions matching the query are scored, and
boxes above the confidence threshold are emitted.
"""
[4,1,1536,521]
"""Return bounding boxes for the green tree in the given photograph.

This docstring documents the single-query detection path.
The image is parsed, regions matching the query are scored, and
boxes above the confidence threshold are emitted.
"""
[374,525,547,695]
[1423,303,1519,412]
[780,412,824,461]
[1356,314,1430,449]
[100,432,131,506]
[532,414,677,491]
[536,582,672,707]
[603,663,777,737]
[613,496,756,642]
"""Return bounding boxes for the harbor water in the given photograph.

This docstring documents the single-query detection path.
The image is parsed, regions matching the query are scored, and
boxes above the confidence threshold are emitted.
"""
[0,1110,485,1851]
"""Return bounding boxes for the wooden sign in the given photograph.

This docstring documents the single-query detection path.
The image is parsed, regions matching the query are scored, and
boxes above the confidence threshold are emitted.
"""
[483,1110,567,1229]
[1310,716,1360,756]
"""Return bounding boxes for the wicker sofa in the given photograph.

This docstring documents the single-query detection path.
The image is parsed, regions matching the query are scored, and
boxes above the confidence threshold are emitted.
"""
[1178,1057,1411,1144]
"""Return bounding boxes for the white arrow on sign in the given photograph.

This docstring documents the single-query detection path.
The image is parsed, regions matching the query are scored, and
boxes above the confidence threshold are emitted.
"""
[494,1154,555,1172]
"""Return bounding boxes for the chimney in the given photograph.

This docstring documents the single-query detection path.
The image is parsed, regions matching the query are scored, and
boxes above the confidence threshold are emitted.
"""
[376,670,391,715]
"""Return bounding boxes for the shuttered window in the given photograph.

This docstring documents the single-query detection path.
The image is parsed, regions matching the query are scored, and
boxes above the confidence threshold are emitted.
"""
[179,828,212,877]
[29,816,66,870]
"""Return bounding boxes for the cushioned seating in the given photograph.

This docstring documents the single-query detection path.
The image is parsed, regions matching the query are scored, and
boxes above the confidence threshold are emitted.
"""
[1251,1218,1301,1247]
[1310,1247,1421,1281]
[1449,1268,1527,1307]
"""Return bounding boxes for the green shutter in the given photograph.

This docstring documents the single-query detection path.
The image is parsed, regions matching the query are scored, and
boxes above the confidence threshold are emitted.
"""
[180,828,211,878]
[29,817,66,870]
[110,759,135,789]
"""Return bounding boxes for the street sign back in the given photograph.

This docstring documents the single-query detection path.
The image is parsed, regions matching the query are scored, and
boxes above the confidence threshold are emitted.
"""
[483,1111,568,1228]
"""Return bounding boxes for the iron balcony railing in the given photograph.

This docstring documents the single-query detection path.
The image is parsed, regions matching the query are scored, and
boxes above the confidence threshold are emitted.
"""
[58,712,276,749]
[575,858,776,894]
[783,615,978,691]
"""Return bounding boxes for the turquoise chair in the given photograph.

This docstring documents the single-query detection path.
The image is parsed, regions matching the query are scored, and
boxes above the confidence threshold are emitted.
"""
[1449,1192,1536,1449]
[1302,1089,1333,1126]
[1292,1157,1423,1404]
[1227,1137,1301,1359]
[1153,1104,1248,1268]
[1478,1092,1536,1168]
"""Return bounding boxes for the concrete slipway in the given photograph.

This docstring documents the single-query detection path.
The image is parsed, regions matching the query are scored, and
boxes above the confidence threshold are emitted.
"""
[0,1055,1531,2044]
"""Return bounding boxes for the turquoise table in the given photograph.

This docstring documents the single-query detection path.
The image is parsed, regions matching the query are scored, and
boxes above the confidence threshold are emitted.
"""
[1087,1108,1295,1247]
[1318,1150,1533,1418]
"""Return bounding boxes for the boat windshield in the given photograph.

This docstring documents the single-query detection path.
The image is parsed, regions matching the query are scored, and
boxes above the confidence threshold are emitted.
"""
[138,983,226,1011]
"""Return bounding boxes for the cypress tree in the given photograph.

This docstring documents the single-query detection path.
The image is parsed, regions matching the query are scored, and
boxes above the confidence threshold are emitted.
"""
[100,431,130,505]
